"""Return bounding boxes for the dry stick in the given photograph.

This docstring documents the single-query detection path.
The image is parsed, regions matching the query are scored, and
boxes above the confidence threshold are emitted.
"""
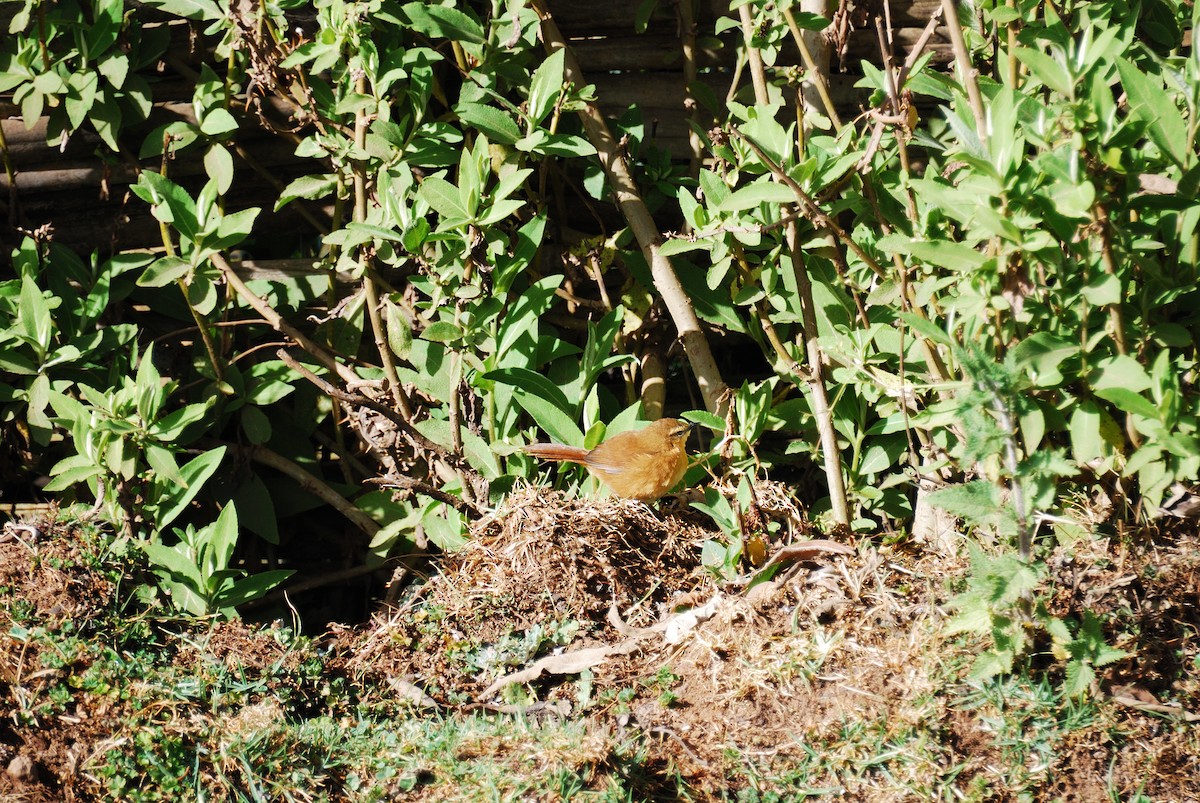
[209,439,381,539]
[729,39,848,524]
[0,120,18,226]
[279,348,484,515]
[729,130,854,520]
[940,0,988,148]
[874,18,909,176]
[364,474,475,515]
[1004,0,1020,89]
[869,6,955,388]
[754,299,811,382]
[1091,203,1130,358]
[787,219,850,526]
[782,6,842,131]
[530,0,728,415]
[212,251,360,386]
[737,4,771,105]
[351,78,415,422]
[1092,201,1140,449]
[677,0,704,177]
[896,5,946,89]
[275,348,456,464]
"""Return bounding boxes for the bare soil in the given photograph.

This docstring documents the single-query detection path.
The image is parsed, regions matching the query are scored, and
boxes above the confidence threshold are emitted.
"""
[2,490,1199,800]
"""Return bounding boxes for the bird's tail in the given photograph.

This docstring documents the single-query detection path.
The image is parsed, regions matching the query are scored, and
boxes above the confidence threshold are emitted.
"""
[524,443,590,464]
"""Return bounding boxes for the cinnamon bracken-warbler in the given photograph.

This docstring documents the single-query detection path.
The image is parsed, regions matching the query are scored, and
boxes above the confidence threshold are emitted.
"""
[524,418,693,502]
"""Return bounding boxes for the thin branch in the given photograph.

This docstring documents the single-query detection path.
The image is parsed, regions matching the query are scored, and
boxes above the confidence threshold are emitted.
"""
[210,439,381,539]
[940,0,988,147]
[737,3,770,104]
[276,348,453,462]
[782,6,842,131]
[786,219,850,525]
[731,127,887,280]
[364,475,476,515]
[212,250,361,386]
[677,0,704,176]
[530,0,729,415]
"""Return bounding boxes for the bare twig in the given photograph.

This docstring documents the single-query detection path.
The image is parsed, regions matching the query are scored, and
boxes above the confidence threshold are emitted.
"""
[676,0,704,176]
[731,128,887,280]
[737,3,770,104]
[213,251,361,386]
[782,6,842,130]
[786,220,850,525]
[364,475,475,515]
[276,348,453,461]
[209,439,381,539]
[940,0,988,147]
[530,0,729,415]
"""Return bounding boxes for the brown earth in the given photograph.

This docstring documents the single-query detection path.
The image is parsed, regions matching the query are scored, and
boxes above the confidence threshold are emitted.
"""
[2,488,1199,800]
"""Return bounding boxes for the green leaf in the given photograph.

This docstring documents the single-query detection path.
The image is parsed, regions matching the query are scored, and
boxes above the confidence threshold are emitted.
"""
[153,446,226,531]
[145,444,184,486]
[43,456,104,492]
[135,344,165,421]
[929,480,1001,523]
[402,2,485,43]
[275,174,338,211]
[199,107,238,137]
[456,102,521,144]
[421,321,463,343]
[141,0,223,20]
[1080,273,1120,306]
[203,144,235,195]
[897,311,953,346]
[485,367,574,421]
[232,474,279,544]
[1116,57,1188,166]
[149,400,210,441]
[137,256,191,287]
[421,503,468,551]
[240,405,272,444]
[658,238,706,257]
[682,410,725,431]
[717,180,795,212]
[419,176,470,221]
[1069,399,1103,464]
[788,11,830,30]
[210,207,261,249]
[385,300,413,360]
[1008,333,1078,387]
[1094,387,1159,420]
[132,171,199,241]
[879,234,986,272]
[698,169,731,208]
[967,648,1015,682]
[496,274,562,360]
[1012,47,1071,96]
[527,49,565,125]
[1088,355,1151,393]
[218,570,294,609]
[143,542,205,587]
[207,503,240,575]
[18,276,51,356]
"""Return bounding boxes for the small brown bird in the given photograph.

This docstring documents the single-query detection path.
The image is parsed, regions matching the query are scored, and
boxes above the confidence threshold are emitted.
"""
[524,418,693,502]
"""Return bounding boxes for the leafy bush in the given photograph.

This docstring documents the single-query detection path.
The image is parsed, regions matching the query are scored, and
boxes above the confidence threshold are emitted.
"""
[2,0,1196,693]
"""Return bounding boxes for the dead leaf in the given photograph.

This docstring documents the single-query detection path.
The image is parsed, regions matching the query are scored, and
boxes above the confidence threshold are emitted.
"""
[477,640,639,700]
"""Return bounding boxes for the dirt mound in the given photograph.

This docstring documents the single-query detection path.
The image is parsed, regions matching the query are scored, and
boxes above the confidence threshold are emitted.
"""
[3,496,1199,800]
